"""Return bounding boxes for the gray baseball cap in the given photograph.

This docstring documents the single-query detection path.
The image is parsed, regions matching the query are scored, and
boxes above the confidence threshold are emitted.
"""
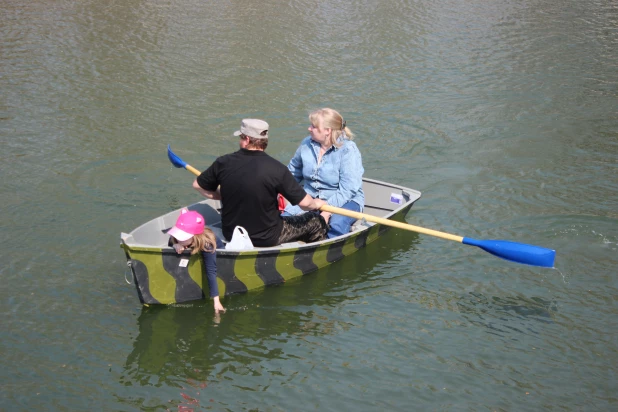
[233,119,269,139]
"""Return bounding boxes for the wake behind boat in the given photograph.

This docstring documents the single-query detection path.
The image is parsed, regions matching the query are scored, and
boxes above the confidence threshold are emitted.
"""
[120,178,422,305]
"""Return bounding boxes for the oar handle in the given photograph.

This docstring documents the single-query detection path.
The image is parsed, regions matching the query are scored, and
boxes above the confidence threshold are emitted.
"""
[320,204,464,243]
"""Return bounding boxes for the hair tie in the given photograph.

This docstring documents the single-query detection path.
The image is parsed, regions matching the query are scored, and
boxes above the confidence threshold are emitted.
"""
[341,120,346,130]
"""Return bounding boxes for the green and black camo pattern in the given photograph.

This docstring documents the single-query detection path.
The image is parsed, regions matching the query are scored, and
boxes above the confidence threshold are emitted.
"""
[122,205,411,305]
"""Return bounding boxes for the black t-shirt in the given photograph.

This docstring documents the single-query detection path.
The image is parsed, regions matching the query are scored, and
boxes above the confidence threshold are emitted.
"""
[197,149,307,247]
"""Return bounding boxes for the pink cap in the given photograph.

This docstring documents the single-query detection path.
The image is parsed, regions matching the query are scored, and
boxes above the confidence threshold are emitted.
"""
[166,208,205,241]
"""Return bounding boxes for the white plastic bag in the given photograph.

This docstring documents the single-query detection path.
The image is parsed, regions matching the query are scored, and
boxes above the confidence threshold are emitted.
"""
[225,226,254,250]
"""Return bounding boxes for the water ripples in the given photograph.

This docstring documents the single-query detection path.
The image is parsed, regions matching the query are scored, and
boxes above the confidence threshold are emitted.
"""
[2,0,618,410]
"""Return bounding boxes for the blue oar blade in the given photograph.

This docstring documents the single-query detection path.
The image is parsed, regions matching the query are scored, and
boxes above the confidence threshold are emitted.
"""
[167,144,187,169]
[462,237,555,268]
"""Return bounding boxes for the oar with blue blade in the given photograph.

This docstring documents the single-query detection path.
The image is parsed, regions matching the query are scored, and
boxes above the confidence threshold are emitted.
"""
[320,205,556,268]
[167,145,556,268]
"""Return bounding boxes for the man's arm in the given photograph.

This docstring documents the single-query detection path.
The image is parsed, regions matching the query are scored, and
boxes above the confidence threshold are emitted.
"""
[298,194,326,211]
[193,179,221,200]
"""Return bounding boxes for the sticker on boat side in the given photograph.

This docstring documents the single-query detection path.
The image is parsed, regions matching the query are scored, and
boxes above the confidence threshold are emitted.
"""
[179,259,189,268]
[390,193,403,204]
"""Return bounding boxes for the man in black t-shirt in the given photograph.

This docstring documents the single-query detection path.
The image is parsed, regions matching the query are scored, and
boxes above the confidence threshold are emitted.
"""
[193,119,327,247]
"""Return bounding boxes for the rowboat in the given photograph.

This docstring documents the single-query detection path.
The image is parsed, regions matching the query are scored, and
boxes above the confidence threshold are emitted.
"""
[120,177,422,305]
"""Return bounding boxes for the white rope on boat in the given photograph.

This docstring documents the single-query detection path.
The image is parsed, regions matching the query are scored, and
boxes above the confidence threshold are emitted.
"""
[124,261,134,284]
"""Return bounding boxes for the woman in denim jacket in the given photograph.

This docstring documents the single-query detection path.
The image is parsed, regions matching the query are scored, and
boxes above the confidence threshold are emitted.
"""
[283,108,365,238]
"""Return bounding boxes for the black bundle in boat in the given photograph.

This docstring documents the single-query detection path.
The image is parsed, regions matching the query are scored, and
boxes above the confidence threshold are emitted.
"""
[279,212,329,244]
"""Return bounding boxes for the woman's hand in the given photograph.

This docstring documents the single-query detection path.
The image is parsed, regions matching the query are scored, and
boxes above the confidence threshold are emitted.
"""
[213,296,225,314]
[173,243,185,254]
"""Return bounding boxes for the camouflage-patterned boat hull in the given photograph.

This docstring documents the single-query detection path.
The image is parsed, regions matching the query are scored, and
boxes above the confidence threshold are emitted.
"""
[121,178,421,305]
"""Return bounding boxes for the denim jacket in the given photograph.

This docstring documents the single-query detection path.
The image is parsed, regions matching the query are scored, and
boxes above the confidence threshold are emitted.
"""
[284,136,364,215]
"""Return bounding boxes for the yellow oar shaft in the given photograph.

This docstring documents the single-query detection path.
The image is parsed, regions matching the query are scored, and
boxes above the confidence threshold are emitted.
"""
[181,154,460,242]
[185,164,201,176]
[320,204,464,243]
[182,162,461,243]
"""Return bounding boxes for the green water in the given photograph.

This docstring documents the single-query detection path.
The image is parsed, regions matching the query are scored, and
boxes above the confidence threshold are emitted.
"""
[1,0,616,410]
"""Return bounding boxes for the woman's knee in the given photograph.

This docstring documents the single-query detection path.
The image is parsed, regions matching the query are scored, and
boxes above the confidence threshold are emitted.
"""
[327,215,354,238]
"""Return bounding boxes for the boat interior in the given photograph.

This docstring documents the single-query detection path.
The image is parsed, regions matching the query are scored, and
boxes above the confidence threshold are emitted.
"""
[121,179,421,249]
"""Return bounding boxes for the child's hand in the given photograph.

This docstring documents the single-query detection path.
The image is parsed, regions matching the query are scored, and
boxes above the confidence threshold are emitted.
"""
[173,243,185,254]
[213,296,225,314]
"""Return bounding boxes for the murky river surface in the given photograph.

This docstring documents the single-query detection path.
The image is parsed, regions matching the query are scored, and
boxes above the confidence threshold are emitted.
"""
[1,0,617,410]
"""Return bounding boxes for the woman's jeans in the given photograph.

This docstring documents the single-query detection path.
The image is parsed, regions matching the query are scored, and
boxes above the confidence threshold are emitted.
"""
[326,200,361,238]
[282,200,361,239]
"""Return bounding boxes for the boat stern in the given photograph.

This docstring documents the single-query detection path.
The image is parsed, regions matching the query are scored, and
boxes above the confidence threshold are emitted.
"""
[121,233,213,305]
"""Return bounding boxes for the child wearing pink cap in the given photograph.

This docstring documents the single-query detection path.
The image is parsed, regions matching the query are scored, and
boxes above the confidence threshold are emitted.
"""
[167,208,225,314]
